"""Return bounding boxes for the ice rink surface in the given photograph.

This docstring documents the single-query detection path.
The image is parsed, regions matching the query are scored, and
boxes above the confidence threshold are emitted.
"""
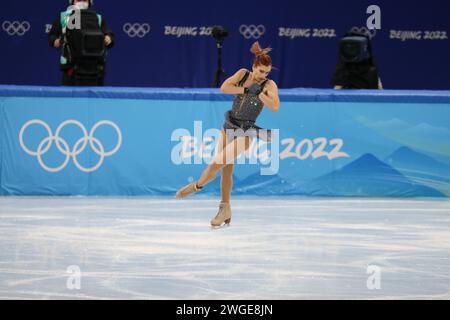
[0,196,449,300]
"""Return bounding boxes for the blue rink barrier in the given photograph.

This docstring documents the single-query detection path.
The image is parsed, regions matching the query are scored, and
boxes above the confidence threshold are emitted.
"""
[1,85,450,197]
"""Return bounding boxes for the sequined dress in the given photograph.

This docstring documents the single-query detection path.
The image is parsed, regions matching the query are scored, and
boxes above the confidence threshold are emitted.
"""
[223,70,271,141]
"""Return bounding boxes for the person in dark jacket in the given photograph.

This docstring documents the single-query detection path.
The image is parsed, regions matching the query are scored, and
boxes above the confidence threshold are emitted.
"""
[48,0,114,86]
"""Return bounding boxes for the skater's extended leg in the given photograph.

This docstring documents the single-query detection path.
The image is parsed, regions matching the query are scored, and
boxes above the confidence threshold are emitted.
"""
[176,132,251,200]
[197,135,252,188]
[176,129,226,199]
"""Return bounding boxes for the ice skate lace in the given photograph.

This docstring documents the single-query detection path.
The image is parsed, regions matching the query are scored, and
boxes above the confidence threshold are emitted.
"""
[215,204,228,218]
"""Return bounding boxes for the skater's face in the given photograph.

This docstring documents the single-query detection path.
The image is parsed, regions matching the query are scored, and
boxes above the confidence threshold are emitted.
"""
[252,64,271,82]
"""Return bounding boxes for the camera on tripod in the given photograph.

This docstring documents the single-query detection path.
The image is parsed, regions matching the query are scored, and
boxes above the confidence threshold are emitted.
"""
[338,34,371,63]
[211,26,228,88]
[331,30,382,89]
[212,26,228,44]
[64,10,105,61]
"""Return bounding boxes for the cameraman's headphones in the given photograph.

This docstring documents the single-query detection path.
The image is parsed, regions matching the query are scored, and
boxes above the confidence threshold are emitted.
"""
[69,0,94,6]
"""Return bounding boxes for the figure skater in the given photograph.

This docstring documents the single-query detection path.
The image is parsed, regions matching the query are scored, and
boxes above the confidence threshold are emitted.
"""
[176,41,280,227]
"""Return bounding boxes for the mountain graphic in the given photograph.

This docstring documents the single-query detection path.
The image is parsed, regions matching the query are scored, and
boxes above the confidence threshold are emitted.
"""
[385,146,450,177]
[296,153,445,197]
[384,146,450,195]
[234,172,296,195]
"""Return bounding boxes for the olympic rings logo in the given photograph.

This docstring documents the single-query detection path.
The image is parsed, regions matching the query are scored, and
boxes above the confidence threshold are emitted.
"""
[123,23,151,38]
[2,21,30,36]
[19,120,122,173]
[350,26,376,39]
[239,24,265,39]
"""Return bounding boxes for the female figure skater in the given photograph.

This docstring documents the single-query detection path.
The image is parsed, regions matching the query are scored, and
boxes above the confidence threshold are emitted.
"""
[176,41,280,227]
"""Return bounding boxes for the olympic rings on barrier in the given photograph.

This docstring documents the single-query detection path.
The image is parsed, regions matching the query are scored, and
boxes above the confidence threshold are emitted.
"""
[19,119,122,173]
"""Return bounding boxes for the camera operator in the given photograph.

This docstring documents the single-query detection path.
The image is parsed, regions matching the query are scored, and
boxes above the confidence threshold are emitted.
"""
[48,0,114,86]
[331,31,383,89]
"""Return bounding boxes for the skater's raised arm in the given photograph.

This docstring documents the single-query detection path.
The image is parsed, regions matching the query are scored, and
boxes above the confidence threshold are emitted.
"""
[220,69,248,95]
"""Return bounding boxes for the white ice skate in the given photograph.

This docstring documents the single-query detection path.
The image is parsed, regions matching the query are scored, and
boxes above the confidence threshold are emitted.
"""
[210,201,232,228]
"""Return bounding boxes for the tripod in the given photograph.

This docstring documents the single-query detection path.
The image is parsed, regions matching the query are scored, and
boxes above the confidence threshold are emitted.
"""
[212,40,226,88]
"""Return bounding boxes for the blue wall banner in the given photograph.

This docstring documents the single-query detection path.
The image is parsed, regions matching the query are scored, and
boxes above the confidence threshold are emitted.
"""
[1,0,450,89]
[1,85,450,197]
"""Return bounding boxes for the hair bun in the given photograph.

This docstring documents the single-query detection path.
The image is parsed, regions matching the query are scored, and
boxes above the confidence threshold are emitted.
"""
[250,41,272,57]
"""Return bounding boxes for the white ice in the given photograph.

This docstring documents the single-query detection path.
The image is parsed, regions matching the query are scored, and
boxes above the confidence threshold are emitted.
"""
[0,197,449,300]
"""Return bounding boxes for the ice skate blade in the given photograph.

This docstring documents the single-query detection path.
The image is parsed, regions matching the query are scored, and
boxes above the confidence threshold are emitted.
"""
[210,221,231,230]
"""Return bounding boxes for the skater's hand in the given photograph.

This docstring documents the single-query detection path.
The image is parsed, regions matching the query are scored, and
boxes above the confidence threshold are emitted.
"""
[245,83,262,95]
[53,39,61,48]
[104,35,112,46]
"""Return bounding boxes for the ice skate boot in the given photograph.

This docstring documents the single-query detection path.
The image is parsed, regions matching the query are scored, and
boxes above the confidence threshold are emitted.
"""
[176,181,202,199]
[210,201,232,227]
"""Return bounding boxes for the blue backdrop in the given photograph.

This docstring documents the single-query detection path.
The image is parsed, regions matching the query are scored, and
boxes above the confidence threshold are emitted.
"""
[1,0,450,89]
[1,85,450,197]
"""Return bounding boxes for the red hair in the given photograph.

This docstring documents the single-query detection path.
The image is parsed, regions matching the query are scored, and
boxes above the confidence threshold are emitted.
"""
[250,41,272,67]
